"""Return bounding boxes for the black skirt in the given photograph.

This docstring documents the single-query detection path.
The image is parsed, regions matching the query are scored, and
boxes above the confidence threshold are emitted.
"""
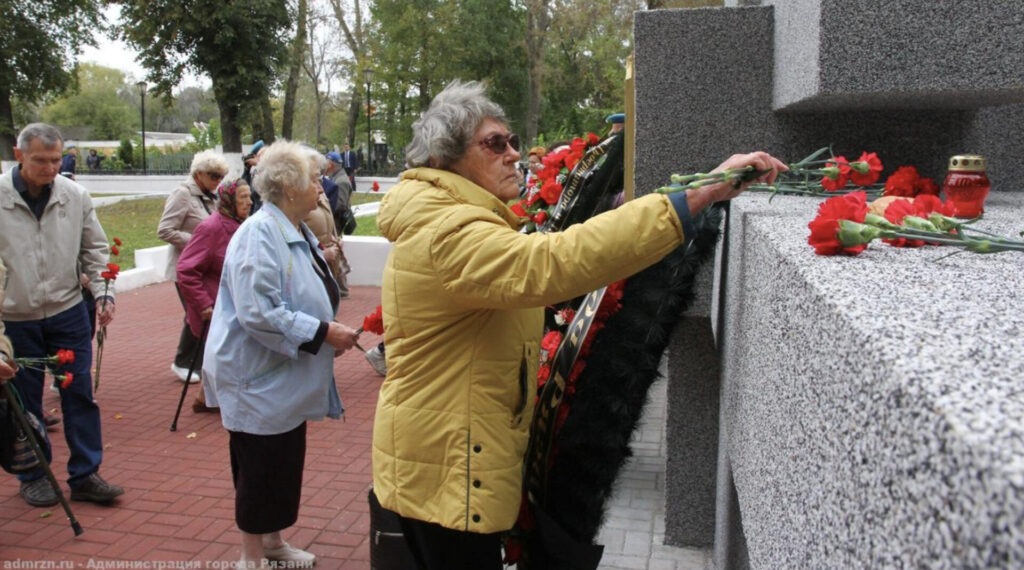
[229,422,306,534]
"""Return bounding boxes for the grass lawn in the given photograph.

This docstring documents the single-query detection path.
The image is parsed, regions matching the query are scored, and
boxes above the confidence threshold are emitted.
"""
[96,194,385,270]
[95,197,166,271]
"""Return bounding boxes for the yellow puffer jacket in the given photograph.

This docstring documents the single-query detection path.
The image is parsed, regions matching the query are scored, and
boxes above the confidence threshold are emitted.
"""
[372,167,688,533]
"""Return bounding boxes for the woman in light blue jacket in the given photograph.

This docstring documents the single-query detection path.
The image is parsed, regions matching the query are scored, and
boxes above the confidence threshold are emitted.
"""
[203,141,360,568]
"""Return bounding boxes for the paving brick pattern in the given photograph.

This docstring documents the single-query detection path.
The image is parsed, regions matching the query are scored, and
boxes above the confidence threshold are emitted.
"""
[0,281,710,569]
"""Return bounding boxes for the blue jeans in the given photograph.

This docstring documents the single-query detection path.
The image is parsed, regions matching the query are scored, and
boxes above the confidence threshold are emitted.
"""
[4,301,103,486]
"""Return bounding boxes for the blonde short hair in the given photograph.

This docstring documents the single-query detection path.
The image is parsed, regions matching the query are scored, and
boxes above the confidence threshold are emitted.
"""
[189,150,229,177]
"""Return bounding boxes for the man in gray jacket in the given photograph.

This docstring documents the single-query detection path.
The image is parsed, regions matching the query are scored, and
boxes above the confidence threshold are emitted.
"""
[0,123,124,507]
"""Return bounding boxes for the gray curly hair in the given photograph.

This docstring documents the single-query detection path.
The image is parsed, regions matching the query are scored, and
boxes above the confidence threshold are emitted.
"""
[404,80,506,170]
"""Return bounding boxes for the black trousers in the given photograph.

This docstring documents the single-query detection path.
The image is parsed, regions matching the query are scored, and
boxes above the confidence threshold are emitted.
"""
[396,512,504,570]
[173,282,202,369]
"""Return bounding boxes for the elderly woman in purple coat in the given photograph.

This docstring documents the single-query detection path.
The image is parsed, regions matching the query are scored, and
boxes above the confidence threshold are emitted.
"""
[176,179,253,413]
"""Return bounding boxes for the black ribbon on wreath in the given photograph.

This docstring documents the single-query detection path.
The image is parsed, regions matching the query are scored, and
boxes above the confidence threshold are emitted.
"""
[515,129,726,568]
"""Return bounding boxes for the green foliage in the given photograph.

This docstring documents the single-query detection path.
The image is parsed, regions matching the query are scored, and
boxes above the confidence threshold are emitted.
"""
[118,139,135,167]
[185,118,222,152]
[0,0,103,156]
[368,0,527,153]
[40,64,139,140]
[112,0,293,149]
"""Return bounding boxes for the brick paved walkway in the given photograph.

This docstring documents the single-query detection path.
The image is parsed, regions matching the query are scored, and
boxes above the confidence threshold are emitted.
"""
[0,282,384,568]
[0,281,709,569]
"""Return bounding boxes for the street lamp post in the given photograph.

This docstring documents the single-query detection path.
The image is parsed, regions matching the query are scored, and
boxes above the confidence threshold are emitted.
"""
[135,81,147,175]
[363,67,374,174]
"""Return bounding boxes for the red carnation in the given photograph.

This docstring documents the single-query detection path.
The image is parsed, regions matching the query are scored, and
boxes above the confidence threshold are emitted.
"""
[587,133,601,146]
[915,177,940,196]
[882,199,926,248]
[372,180,380,192]
[820,156,850,192]
[806,191,870,256]
[532,211,548,224]
[111,245,120,256]
[57,349,75,366]
[113,237,123,246]
[849,152,883,186]
[361,305,384,335]
[100,271,113,280]
[883,166,919,197]
[60,372,74,390]
[106,263,121,274]
[510,201,528,217]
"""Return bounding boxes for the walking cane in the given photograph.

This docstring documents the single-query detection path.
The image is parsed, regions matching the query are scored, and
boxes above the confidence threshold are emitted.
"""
[170,321,209,432]
[1,382,83,536]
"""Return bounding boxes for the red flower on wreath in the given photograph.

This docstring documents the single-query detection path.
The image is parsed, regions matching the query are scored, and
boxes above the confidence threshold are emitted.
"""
[807,191,869,256]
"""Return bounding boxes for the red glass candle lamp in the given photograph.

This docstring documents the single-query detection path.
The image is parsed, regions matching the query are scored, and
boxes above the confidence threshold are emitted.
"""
[943,154,990,218]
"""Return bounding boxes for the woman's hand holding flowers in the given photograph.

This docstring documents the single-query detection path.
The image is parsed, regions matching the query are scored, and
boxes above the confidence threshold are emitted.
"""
[685,152,789,214]
[326,321,360,356]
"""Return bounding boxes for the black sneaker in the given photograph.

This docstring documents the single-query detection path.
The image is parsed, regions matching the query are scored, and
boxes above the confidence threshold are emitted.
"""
[19,478,59,507]
[70,473,124,503]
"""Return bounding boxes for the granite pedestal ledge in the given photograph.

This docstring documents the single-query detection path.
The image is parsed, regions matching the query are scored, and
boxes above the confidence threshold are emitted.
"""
[714,191,1024,568]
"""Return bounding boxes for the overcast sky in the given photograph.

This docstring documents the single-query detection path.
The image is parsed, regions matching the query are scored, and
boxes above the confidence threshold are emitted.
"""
[79,5,210,90]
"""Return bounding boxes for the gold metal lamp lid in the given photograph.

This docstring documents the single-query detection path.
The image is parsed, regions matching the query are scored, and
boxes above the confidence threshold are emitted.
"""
[948,154,986,171]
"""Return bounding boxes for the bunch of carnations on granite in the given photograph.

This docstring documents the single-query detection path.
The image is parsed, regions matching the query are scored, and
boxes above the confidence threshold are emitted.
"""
[14,349,76,389]
[510,133,603,232]
[93,237,122,392]
[807,191,1024,256]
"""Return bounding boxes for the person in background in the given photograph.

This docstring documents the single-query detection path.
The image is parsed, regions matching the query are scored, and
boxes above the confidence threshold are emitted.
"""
[86,149,102,171]
[325,151,357,235]
[0,257,17,383]
[176,178,253,414]
[203,140,360,568]
[158,150,228,384]
[370,81,786,568]
[59,144,77,180]
[606,112,626,135]
[304,156,350,298]
[242,140,265,213]
[524,145,546,194]
[0,123,124,508]
[340,143,359,191]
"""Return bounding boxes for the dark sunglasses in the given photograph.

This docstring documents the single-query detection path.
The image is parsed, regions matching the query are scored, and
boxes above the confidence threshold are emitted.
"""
[479,132,520,154]
[207,172,225,181]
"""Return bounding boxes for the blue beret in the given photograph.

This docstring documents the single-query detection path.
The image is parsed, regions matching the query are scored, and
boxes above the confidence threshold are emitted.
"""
[606,113,625,124]
[325,151,343,164]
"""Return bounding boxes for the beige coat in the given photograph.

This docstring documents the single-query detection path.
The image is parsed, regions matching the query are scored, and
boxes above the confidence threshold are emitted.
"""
[372,168,687,533]
[302,193,346,285]
[157,177,216,281]
[0,257,12,359]
[0,169,112,321]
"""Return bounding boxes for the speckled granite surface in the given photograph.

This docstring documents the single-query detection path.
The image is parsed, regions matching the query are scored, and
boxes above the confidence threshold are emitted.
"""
[718,191,1024,568]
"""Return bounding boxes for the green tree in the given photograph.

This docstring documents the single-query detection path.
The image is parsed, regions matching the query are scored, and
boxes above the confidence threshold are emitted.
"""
[368,0,527,156]
[540,0,641,139]
[112,0,292,152]
[40,64,138,140]
[0,0,103,158]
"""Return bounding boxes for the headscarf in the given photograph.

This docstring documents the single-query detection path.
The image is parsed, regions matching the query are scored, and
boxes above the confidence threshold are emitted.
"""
[216,178,248,222]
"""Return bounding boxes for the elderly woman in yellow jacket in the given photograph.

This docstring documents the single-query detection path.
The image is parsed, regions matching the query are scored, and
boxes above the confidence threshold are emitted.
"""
[371,79,786,569]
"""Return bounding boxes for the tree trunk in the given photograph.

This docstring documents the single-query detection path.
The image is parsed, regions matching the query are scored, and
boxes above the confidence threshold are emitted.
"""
[282,0,309,139]
[261,97,276,143]
[217,97,243,153]
[525,0,550,145]
[0,88,16,161]
[347,88,361,147]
